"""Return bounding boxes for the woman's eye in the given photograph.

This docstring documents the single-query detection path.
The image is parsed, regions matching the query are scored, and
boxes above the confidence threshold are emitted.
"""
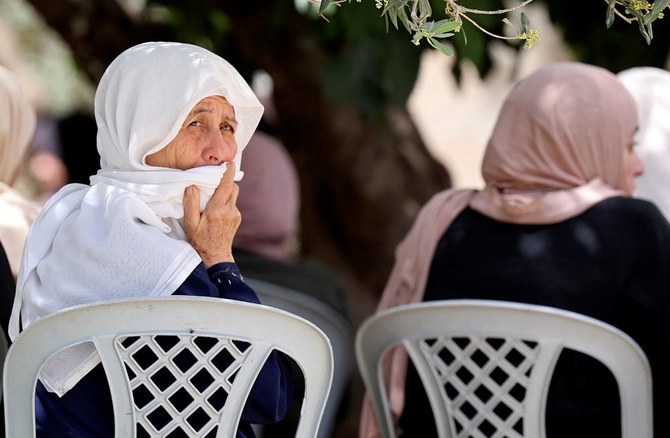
[188,120,202,127]
[221,123,234,132]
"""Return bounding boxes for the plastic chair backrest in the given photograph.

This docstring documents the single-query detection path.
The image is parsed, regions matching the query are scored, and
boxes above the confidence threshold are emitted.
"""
[244,278,355,438]
[356,299,653,438]
[3,296,334,438]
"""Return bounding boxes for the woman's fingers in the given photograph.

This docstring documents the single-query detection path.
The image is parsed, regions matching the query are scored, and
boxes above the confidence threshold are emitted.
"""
[209,162,236,207]
[182,162,240,267]
[183,185,201,235]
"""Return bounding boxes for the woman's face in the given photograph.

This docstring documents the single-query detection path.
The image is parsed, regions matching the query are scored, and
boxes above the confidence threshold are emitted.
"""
[145,96,238,170]
[621,135,644,195]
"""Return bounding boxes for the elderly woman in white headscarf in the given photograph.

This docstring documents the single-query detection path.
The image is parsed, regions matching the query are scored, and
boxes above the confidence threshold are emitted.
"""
[618,66,670,221]
[9,42,293,437]
[0,65,39,279]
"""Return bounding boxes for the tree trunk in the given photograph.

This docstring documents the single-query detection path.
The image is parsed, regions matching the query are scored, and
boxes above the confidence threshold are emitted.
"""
[218,2,451,301]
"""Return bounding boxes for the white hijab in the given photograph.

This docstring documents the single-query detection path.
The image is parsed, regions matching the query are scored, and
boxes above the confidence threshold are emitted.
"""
[9,42,263,395]
[618,67,670,221]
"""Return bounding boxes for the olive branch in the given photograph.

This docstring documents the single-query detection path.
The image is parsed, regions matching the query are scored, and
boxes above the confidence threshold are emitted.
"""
[311,0,669,55]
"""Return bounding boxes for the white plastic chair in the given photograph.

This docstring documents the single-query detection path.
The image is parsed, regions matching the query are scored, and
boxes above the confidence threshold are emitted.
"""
[3,296,334,438]
[356,299,653,438]
[245,278,355,438]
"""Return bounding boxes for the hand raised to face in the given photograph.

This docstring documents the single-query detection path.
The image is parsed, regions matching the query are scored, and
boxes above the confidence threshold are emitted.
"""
[183,162,241,267]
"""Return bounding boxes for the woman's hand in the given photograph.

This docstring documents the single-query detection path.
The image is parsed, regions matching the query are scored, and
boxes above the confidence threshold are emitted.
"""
[184,163,241,267]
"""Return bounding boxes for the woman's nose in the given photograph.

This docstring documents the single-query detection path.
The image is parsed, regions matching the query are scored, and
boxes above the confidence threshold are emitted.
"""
[204,130,237,165]
[634,152,645,177]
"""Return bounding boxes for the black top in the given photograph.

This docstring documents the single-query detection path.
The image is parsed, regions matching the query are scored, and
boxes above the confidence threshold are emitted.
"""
[400,196,670,438]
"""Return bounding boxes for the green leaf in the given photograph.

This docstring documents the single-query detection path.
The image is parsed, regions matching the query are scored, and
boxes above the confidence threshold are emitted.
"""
[383,14,390,32]
[431,19,461,34]
[605,1,615,28]
[501,17,517,34]
[520,12,531,33]
[428,37,454,56]
[418,0,432,20]
[319,0,333,16]
[388,7,399,29]
[637,18,652,44]
[645,21,654,40]
[645,0,670,24]
[398,7,412,33]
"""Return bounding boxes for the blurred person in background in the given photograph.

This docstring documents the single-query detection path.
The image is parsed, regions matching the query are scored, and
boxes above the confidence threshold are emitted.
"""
[0,63,35,435]
[360,62,670,437]
[233,127,355,436]
[27,114,68,203]
[27,110,100,202]
[618,66,670,221]
[0,64,39,280]
[234,127,352,324]
[56,110,100,185]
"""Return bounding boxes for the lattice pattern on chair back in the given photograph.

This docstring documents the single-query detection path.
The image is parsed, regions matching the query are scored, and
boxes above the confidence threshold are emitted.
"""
[356,300,653,438]
[419,335,540,438]
[117,334,251,437]
[3,297,334,438]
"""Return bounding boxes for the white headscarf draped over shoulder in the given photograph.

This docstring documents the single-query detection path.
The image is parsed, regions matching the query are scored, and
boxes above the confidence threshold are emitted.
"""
[618,66,670,221]
[9,42,263,396]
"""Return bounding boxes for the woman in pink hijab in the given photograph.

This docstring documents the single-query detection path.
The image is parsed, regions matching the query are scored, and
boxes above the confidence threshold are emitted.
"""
[360,62,670,437]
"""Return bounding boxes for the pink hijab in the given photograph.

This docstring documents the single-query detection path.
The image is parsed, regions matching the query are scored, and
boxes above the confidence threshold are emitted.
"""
[360,62,638,437]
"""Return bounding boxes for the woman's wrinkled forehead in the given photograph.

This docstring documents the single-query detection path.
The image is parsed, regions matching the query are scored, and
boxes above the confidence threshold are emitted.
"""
[187,96,236,119]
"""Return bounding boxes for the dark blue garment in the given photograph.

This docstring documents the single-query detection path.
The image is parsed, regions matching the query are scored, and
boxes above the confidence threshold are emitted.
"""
[35,262,294,437]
